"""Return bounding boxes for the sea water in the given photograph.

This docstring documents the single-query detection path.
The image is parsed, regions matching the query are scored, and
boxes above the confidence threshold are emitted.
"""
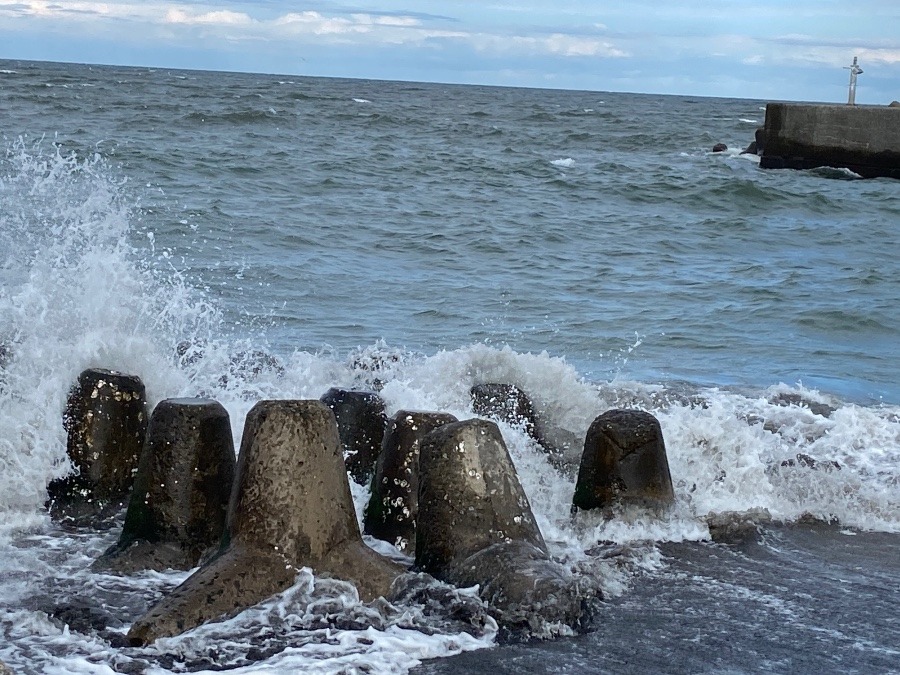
[0,60,898,674]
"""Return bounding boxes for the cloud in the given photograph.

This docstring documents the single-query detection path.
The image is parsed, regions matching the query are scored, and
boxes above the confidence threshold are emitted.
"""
[1,0,897,101]
[165,8,252,26]
[0,1,630,59]
[505,33,628,58]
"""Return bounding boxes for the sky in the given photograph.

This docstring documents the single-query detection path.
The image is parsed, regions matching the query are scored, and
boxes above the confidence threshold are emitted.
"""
[1,1,899,102]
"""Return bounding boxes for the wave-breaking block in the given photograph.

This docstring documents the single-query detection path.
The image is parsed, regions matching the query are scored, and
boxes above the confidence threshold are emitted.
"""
[126,399,402,646]
[320,387,387,485]
[364,410,458,554]
[93,398,235,573]
[470,383,546,447]
[416,419,589,634]
[573,409,674,511]
[46,368,148,524]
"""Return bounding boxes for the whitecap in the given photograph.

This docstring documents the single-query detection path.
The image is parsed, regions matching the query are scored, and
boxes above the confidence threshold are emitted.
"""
[551,157,575,168]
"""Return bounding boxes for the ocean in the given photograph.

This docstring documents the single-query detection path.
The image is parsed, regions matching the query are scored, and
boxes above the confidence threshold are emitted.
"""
[0,59,898,674]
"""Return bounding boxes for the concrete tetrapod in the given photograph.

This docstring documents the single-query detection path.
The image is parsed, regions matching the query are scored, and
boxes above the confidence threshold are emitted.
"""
[126,399,403,646]
[572,409,675,511]
[320,388,387,485]
[416,419,589,635]
[93,398,235,573]
[363,410,458,554]
[470,383,546,448]
[46,368,148,524]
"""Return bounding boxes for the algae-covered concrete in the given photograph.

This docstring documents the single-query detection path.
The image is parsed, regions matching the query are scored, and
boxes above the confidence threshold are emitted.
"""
[760,103,900,178]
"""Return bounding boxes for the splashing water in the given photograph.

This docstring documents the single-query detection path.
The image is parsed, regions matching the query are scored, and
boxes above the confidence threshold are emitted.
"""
[0,140,899,673]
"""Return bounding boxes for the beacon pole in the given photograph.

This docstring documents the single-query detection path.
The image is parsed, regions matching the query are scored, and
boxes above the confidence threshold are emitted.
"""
[845,56,863,105]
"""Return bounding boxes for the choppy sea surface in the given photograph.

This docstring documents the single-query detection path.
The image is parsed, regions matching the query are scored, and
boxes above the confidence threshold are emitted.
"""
[0,59,898,674]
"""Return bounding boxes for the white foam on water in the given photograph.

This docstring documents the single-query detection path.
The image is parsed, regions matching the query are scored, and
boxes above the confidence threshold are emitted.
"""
[739,118,759,124]
[0,140,220,518]
[353,98,372,104]
[551,157,575,168]
[1,140,898,672]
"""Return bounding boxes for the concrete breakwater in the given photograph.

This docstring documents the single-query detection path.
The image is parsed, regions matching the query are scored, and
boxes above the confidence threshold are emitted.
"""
[48,367,676,645]
[760,103,900,179]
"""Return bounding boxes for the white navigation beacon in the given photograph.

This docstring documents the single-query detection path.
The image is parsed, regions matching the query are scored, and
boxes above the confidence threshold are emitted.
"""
[845,56,863,105]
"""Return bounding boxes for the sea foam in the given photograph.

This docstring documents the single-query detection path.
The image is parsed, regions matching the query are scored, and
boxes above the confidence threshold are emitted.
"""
[1,140,898,673]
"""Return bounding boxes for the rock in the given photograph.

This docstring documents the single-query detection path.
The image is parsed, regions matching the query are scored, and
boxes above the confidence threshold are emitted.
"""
[46,368,148,525]
[0,660,12,675]
[218,349,285,388]
[175,338,206,367]
[768,392,835,418]
[93,398,235,573]
[416,419,547,576]
[348,346,403,391]
[416,419,589,634]
[126,400,402,646]
[363,410,458,554]
[742,126,766,155]
[443,540,592,639]
[572,409,675,511]
[779,453,841,472]
[176,340,285,391]
[35,595,124,633]
[320,388,387,484]
[706,508,772,545]
[712,143,728,152]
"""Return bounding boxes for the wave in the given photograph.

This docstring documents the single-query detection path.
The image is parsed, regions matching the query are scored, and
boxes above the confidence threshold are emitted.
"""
[181,108,282,125]
[0,139,898,673]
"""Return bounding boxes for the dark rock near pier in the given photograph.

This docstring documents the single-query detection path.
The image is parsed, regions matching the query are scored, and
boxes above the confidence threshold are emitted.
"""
[46,368,148,525]
[93,398,235,573]
[742,127,765,155]
[126,399,402,646]
[364,410,458,554]
[320,387,387,484]
[572,409,674,511]
[712,143,728,153]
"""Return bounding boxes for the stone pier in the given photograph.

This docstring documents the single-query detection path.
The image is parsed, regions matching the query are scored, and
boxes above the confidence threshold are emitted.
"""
[760,103,900,179]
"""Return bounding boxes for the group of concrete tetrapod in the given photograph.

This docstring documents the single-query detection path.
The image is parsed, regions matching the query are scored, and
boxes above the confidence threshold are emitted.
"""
[45,368,675,646]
